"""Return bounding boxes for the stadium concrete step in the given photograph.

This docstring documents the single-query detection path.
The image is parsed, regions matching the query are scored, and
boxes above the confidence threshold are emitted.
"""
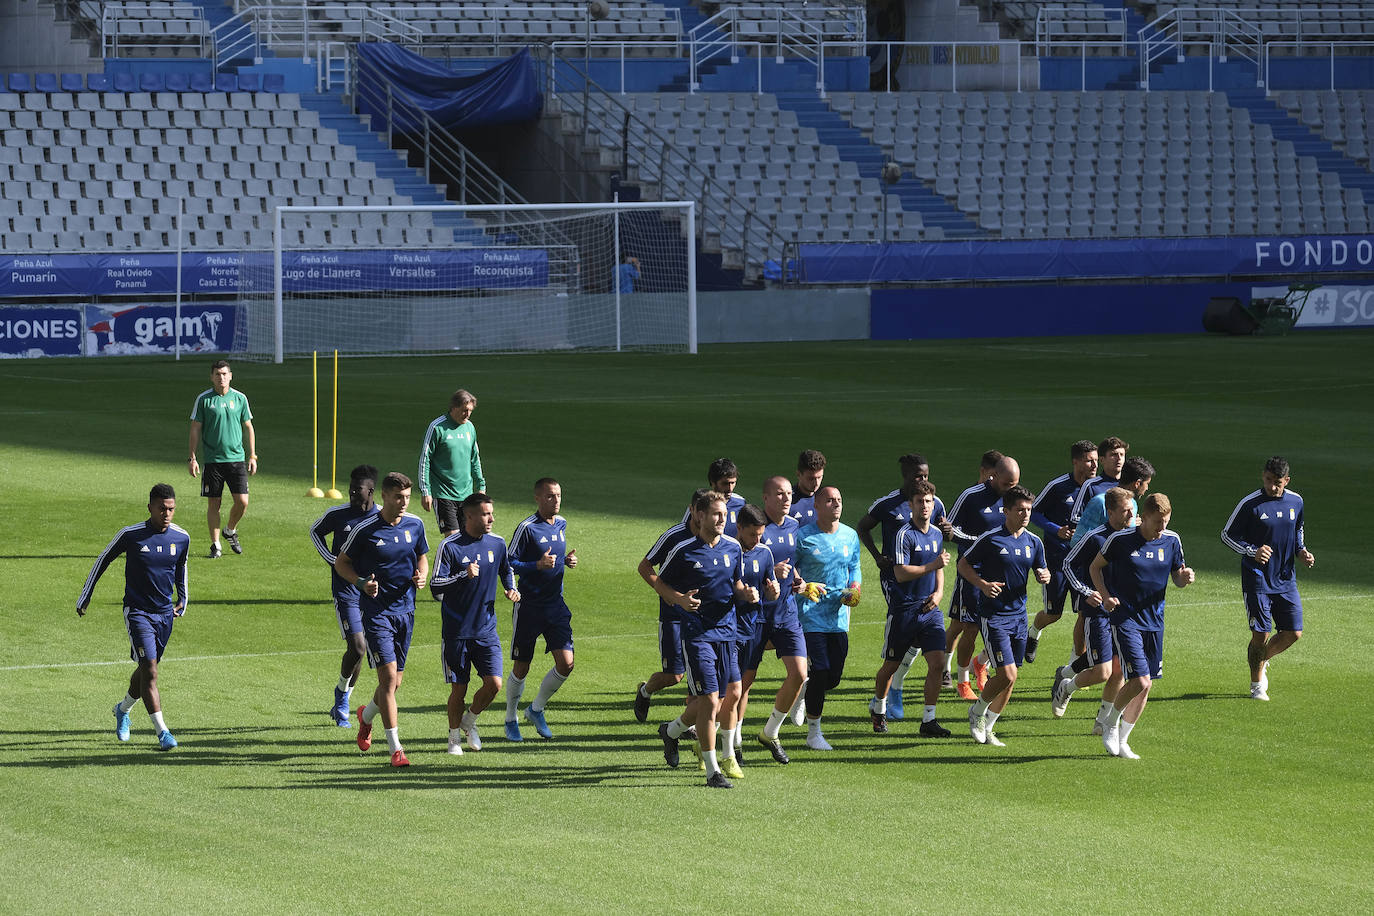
[663,0,712,33]
[776,91,983,239]
[1227,87,1374,204]
[661,58,822,93]
[183,0,239,33]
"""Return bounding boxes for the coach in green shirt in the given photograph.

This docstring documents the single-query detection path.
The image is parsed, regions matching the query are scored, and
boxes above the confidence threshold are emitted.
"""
[188,359,257,559]
[418,389,485,536]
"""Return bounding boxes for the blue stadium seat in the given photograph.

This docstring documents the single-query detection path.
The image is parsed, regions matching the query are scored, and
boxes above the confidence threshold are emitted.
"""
[189,72,214,92]
[60,73,84,92]
[262,73,285,92]
[86,73,112,91]
[112,72,137,92]
[236,72,261,92]
[34,73,58,92]
[140,73,166,92]
[166,72,191,92]
[8,73,33,92]
[214,74,238,93]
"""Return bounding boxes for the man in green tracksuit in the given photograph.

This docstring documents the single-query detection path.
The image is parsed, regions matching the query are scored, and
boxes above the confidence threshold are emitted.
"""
[188,360,256,558]
[418,389,486,536]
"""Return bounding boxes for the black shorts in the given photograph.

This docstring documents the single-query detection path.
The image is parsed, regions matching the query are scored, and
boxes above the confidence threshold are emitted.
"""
[434,497,462,534]
[201,461,249,498]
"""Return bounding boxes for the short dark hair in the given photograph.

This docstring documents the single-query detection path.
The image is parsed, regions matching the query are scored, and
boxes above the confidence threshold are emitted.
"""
[381,471,413,492]
[694,490,728,513]
[149,482,176,503]
[736,504,767,529]
[1120,456,1155,486]
[898,453,928,472]
[1003,484,1035,506]
[708,458,738,483]
[797,449,826,472]
[210,359,230,371]
[1264,455,1290,478]
[910,479,937,499]
[1070,439,1097,460]
[534,476,560,491]
[980,449,1004,470]
[449,389,476,408]
[350,464,378,483]
[1104,487,1133,511]
[1099,436,1130,453]
[462,491,492,511]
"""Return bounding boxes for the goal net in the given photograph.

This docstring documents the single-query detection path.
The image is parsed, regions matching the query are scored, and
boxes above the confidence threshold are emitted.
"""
[234,201,696,362]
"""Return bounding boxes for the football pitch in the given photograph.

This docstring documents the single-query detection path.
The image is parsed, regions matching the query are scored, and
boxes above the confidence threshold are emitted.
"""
[2,333,1372,913]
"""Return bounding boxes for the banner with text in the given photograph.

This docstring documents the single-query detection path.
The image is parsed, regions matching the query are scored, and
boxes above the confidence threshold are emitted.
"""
[1253,284,1374,329]
[0,306,84,357]
[801,235,1374,284]
[85,304,240,355]
[1,248,550,299]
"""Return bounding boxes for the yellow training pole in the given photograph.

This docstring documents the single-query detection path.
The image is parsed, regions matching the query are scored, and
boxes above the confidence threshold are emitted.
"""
[307,350,324,497]
[325,349,342,499]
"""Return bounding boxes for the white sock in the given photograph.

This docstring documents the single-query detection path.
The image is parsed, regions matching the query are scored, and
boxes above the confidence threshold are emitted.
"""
[972,699,990,717]
[361,700,379,724]
[118,693,138,714]
[719,729,732,756]
[1066,673,1084,694]
[872,694,887,715]
[336,674,352,694]
[1120,719,1136,741]
[506,674,526,720]
[224,528,236,536]
[461,709,477,731]
[957,665,971,683]
[976,649,989,666]
[639,682,652,699]
[806,716,822,733]
[763,708,786,739]
[532,668,568,712]
[789,681,808,715]
[1057,665,1075,680]
[922,705,936,722]
[732,725,742,750]
[449,727,463,745]
[704,749,720,776]
[893,647,921,687]
[666,715,690,739]
[985,709,1001,729]
[385,726,400,753]
[1028,625,1042,639]
[1250,680,1261,689]
[150,710,167,733]
[1108,704,1124,727]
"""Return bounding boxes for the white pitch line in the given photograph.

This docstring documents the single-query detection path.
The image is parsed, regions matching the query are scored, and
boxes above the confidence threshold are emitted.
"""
[4,593,1370,674]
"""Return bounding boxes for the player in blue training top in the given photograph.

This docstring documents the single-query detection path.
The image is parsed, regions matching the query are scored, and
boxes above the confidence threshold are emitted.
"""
[1025,439,1098,664]
[869,480,953,738]
[794,485,863,752]
[1051,487,1134,728]
[945,453,1018,700]
[429,492,518,755]
[681,456,747,537]
[503,478,578,741]
[725,503,781,771]
[857,453,951,720]
[78,483,190,751]
[309,464,379,727]
[750,476,809,765]
[1221,456,1315,702]
[1068,435,1129,524]
[788,448,827,528]
[958,485,1050,747]
[632,487,711,722]
[653,491,763,789]
[335,471,429,768]
[1089,493,1195,759]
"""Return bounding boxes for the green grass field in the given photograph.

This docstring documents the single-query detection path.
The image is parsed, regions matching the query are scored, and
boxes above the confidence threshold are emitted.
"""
[3,334,1372,914]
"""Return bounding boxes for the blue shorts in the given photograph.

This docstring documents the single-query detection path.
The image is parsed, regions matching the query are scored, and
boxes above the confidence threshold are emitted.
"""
[684,637,740,696]
[1042,565,1070,615]
[124,608,174,663]
[743,613,807,672]
[363,613,414,671]
[803,631,849,675]
[511,599,574,662]
[978,615,1028,669]
[948,577,979,624]
[736,616,763,673]
[882,606,947,660]
[1083,614,1113,665]
[442,630,503,684]
[1246,587,1303,633]
[334,591,363,640]
[1112,625,1163,680]
[659,616,686,675]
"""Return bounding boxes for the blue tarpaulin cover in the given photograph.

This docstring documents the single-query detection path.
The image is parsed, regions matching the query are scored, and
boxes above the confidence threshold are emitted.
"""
[356,43,543,131]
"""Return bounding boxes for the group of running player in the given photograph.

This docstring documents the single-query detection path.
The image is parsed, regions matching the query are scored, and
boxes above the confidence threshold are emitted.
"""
[77,363,1314,783]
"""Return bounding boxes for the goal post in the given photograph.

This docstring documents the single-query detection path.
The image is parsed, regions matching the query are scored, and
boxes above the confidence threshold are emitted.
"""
[236,201,697,362]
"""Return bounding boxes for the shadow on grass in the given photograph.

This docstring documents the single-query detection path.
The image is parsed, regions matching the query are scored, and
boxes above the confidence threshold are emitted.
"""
[0,554,96,560]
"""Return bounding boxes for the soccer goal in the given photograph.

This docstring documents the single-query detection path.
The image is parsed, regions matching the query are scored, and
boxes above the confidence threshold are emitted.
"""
[235,201,697,362]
